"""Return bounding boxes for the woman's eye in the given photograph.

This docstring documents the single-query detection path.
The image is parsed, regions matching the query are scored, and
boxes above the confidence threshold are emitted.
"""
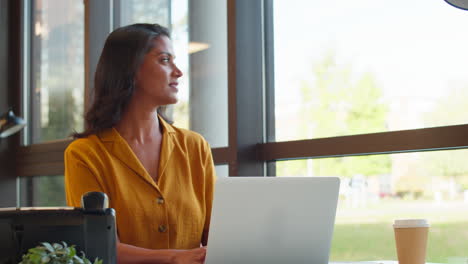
[161,57,170,63]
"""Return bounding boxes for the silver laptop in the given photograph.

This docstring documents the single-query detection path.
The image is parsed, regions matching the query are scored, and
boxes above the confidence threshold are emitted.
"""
[205,176,340,264]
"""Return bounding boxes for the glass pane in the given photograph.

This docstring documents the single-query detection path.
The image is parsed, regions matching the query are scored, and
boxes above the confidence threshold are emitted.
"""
[120,0,170,27]
[120,0,229,147]
[274,0,468,142]
[276,150,468,263]
[188,0,228,148]
[171,0,190,130]
[31,0,84,143]
[20,175,66,207]
[119,2,187,127]
[215,164,229,177]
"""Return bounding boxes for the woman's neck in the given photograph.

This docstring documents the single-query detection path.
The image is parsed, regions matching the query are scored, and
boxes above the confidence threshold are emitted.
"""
[115,100,162,144]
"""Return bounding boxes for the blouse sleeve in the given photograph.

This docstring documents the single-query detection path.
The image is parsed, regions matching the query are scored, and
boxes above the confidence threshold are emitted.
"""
[64,143,105,208]
[202,139,216,245]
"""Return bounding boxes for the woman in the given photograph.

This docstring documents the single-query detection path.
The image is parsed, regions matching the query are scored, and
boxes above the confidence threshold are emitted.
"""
[64,23,215,264]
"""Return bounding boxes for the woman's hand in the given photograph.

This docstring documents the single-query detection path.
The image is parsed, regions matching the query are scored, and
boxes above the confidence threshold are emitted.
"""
[172,247,207,264]
[117,242,206,264]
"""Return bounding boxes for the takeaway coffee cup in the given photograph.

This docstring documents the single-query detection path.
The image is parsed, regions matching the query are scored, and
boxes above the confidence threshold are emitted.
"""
[393,219,430,264]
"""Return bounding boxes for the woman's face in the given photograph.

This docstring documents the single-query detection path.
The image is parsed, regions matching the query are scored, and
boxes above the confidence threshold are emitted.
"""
[134,36,183,106]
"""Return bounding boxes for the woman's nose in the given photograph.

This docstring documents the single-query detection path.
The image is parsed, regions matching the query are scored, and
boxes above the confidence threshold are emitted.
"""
[173,65,183,77]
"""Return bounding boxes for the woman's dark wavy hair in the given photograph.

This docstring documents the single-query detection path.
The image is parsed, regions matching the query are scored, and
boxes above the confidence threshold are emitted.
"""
[73,23,172,138]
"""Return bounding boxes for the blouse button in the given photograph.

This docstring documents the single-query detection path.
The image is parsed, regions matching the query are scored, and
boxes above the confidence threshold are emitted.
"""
[156,197,164,204]
[158,225,167,233]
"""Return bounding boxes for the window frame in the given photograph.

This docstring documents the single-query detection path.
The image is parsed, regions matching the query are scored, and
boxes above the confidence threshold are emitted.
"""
[0,0,22,207]
[13,0,468,182]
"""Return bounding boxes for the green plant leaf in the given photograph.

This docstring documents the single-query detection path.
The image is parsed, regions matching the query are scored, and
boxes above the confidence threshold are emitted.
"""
[42,242,55,253]
[83,258,91,264]
[41,256,50,263]
[72,255,84,264]
[55,249,67,256]
[20,242,102,264]
[69,247,76,257]
[30,254,42,264]
[52,243,63,250]
[29,247,47,256]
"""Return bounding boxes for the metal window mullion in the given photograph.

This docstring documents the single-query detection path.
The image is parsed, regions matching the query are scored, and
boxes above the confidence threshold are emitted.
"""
[257,124,468,161]
[235,0,265,176]
[86,0,114,103]
[263,0,276,176]
[113,0,121,29]
[20,0,35,207]
[167,0,172,31]
[19,0,32,206]
[227,0,238,176]
[21,0,32,147]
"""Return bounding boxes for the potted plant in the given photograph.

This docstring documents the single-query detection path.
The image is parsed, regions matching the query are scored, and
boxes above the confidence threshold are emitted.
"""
[18,242,102,264]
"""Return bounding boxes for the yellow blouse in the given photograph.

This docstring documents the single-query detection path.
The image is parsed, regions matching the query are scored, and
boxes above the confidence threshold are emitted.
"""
[64,117,216,250]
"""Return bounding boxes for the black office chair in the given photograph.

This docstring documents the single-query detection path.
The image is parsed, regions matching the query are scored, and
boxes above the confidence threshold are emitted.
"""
[0,192,117,264]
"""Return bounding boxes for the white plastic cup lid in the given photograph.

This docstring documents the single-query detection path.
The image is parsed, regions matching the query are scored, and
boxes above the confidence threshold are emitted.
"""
[393,219,430,228]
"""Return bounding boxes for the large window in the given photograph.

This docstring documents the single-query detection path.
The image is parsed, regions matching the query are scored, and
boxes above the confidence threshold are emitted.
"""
[120,0,170,27]
[274,0,468,142]
[120,0,229,147]
[19,0,229,205]
[20,0,84,207]
[12,0,468,263]
[272,1,468,262]
[19,175,66,206]
[30,0,84,143]
[277,150,468,262]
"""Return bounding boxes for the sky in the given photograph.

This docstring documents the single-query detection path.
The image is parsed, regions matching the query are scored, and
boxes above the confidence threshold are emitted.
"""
[274,0,468,104]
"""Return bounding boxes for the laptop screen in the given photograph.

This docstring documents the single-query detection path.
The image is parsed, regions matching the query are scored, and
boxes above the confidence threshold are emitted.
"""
[205,177,340,264]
